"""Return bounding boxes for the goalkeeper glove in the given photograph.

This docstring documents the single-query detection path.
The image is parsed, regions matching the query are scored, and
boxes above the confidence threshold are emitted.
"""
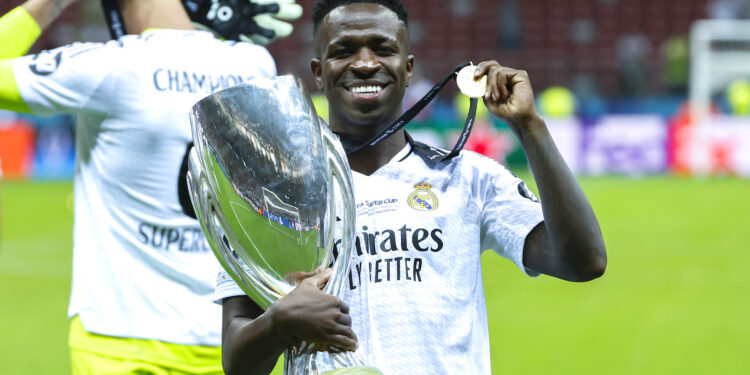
[182,0,302,45]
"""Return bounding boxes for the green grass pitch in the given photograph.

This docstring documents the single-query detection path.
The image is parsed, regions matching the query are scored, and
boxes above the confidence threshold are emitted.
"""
[1,176,748,374]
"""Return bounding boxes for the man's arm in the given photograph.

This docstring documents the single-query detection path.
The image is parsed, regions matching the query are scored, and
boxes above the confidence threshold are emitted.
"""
[20,0,76,30]
[0,4,40,59]
[0,0,77,113]
[222,270,357,375]
[476,61,607,282]
[117,0,194,35]
[0,0,192,114]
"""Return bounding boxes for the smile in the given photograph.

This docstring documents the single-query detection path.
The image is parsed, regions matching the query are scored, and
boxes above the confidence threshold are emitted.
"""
[349,85,383,94]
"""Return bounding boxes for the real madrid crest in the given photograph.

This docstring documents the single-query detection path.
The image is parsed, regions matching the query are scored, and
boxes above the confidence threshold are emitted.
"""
[408,183,439,211]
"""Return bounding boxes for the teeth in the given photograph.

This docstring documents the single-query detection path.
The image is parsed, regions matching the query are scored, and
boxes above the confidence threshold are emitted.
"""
[351,85,382,94]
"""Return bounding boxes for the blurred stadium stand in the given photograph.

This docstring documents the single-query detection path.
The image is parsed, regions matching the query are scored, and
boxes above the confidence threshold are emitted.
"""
[267,0,708,100]
[4,0,750,178]
[0,0,717,99]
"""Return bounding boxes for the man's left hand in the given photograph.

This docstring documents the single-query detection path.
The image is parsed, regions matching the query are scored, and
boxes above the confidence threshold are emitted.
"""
[474,61,542,130]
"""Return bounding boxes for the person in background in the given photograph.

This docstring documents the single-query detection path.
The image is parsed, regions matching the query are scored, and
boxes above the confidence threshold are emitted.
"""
[0,0,300,373]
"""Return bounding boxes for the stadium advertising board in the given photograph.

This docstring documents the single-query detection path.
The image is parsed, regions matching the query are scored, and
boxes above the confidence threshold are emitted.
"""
[6,113,750,179]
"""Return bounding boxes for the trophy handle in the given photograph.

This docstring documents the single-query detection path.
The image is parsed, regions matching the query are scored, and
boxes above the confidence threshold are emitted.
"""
[320,124,356,299]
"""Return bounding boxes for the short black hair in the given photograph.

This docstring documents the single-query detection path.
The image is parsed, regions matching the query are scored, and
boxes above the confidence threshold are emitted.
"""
[312,0,409,34]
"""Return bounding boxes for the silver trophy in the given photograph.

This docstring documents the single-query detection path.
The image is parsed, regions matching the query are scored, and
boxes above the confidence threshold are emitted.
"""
[186,75,381,375]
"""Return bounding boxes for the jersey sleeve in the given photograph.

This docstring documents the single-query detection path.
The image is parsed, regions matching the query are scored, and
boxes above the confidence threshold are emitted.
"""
[0,59,30,113]
[479,162,544,277]
[11,41,122,116]
[213,268,246,304]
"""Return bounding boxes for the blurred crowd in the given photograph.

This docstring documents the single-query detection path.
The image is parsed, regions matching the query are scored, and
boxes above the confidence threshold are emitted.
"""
[3,0,750,178]
[3,0,749,119]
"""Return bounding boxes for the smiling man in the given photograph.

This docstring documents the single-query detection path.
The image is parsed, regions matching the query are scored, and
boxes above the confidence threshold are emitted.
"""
[217,1,607,374]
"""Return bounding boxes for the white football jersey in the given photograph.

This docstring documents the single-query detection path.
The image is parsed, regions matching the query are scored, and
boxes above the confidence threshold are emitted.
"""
[215,135,544,374]
[12,29,275,346]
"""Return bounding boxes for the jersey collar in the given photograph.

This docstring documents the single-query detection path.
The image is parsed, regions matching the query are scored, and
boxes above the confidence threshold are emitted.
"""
[402,132,451,167]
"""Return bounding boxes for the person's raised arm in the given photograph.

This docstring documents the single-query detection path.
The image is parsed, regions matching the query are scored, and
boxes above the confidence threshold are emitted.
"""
[476,61,607,282]
[0,2,41,59]
[117,0,193,35]
[20,0,77,31]
[0,0,75,57]
[222,270,357,375]
[0,0,77,112]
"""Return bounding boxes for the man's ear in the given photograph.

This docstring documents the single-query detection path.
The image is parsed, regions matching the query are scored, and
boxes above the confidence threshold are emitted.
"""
[311,58,323,90]
[405,55,415,87]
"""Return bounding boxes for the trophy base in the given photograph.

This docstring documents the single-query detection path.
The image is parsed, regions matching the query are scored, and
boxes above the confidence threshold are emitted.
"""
[285,344,383,375]
[319,366,383,375]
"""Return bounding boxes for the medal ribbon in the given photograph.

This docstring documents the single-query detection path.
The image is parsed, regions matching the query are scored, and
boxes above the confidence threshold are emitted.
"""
[100,0,127,39]
[342,61,478,161]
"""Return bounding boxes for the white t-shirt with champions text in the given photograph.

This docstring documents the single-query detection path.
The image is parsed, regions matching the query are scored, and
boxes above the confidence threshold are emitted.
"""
[13,29,276,346]
[214,136,544,374]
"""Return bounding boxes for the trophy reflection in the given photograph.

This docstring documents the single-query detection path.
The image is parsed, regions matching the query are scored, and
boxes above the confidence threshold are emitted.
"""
[186,75,382,375]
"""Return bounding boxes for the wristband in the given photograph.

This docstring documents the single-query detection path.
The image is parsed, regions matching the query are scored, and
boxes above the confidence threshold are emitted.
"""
[0,6,42,59]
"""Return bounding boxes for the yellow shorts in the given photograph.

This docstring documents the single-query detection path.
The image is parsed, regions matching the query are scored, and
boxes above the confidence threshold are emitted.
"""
[68,316,223,375]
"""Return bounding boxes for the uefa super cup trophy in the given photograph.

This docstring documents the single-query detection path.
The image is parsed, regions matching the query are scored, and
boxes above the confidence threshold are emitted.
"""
[186,75,381,375]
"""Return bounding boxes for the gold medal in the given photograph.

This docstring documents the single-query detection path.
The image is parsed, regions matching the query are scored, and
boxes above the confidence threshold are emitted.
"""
[456,64,487,98]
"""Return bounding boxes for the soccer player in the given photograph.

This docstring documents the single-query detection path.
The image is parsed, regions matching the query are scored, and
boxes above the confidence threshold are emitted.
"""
[216,1,607,375]
[0,0,299,373]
